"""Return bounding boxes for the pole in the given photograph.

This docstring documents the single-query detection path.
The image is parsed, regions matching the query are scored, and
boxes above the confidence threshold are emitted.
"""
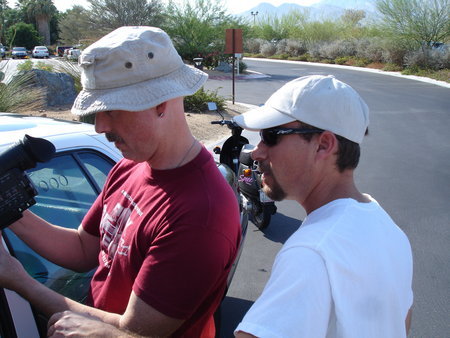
[232,29,235,105]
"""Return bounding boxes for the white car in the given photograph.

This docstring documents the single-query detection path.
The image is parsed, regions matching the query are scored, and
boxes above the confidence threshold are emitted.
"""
[0,113,247,337]
[65,48,81,61]
[0,113,121,337]
[32,46,49,58]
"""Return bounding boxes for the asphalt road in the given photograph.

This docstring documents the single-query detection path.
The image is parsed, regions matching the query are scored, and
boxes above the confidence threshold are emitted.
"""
[206,59,450,338]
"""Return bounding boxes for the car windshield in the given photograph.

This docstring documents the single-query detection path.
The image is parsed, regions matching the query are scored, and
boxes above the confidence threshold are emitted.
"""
[13,47,26,51]
[36,47,47,50]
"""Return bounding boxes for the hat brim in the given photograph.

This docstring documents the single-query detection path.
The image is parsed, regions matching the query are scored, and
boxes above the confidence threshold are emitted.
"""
[233,105,296,131]
[71,64,207,116]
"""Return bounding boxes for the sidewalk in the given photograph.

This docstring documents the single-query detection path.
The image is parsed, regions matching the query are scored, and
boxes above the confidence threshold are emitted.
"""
[202,58,449,88]
[205,68,269,81]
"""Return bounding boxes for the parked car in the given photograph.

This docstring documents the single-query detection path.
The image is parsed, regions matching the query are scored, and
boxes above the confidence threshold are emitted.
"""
[0,113,247,337]
[0,45,5,58]
[65,48,81,61]
[55,45,72,57]
[32,46,49,58]
[11,47,28,59]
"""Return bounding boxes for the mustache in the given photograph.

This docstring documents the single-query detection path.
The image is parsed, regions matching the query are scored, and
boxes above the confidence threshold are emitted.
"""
[256,161,270,174]
[105,132,124,143]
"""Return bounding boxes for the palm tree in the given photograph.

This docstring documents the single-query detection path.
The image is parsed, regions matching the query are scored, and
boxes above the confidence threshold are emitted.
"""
[24,0,56,45]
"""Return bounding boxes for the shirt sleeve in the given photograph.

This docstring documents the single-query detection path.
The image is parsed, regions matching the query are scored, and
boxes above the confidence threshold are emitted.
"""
[235,246,332,338]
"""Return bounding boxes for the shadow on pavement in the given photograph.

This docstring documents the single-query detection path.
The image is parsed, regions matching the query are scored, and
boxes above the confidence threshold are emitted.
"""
[217,296,254,337]
[261,212,303,244]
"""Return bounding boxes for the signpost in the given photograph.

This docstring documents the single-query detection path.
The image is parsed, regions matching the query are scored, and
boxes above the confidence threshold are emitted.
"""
[225,29,243,104]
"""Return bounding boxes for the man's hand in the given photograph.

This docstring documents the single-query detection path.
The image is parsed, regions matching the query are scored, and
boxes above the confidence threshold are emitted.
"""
[48,311,132,338]
[0,232,29,290]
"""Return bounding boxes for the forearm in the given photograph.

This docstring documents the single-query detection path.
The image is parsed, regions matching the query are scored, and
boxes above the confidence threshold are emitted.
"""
[9,211,98,271]
[15,271,121,327]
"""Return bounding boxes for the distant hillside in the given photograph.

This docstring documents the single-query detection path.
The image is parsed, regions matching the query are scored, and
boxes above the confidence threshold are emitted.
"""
[237,0,377,22]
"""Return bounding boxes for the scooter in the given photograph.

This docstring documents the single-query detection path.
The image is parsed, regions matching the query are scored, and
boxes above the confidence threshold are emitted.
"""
[211,118,277,230]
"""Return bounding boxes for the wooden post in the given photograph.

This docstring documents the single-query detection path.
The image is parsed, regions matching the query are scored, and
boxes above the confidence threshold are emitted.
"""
[225,29,243,105]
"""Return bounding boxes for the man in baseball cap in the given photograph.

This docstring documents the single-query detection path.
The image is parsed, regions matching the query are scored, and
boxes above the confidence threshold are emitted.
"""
[0,26,241,337]
[233,75,413,337]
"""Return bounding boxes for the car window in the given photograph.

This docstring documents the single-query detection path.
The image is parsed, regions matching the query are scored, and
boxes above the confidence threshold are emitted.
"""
[3,150,114,304]
[78,151,112,189]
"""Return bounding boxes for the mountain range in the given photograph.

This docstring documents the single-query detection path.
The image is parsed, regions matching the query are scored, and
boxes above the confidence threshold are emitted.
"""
[237,0,377,21]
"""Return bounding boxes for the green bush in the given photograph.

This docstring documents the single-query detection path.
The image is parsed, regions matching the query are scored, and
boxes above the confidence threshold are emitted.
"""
[352,57,371,67]
[297,54,310,61]
[383,63,403,72]
[335,56,350,65]
[239,61,247,73]
[184,87,225,113]
[79,114,96,124]
[35,62,53,72]
[17,60,33,71]
[17,60,54,72]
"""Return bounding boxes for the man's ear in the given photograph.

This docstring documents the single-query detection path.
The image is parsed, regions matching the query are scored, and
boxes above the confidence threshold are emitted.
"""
[316,131,338,159]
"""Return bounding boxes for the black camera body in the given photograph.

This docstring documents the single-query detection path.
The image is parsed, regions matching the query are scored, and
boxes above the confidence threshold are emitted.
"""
[0,135,55,229]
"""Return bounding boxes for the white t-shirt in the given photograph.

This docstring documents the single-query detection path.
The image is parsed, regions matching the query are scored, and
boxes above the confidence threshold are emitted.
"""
[235,197,413,338]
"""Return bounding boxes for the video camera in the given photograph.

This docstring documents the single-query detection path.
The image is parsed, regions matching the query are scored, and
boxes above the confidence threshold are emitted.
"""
[0,135,55,229]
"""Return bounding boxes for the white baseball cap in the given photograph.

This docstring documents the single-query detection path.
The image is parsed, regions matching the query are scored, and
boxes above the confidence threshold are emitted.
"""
[233,75,369,144]
[72,26,208,116]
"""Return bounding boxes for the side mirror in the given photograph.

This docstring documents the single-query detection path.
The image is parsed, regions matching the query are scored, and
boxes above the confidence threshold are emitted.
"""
[213,146,221,155]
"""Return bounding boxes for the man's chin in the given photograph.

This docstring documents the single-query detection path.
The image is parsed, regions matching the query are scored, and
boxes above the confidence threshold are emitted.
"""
[262,183,286,202]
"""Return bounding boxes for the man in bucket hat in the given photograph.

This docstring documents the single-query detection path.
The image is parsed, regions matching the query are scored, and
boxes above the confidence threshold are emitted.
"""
[0,26,241,337]
[233,75,413,337]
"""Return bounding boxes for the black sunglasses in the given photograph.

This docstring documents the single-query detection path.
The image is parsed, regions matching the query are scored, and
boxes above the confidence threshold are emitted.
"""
[259,127,323,146]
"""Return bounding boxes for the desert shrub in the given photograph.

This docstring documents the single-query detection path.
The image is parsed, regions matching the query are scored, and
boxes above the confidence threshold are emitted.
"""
[297,53,310,61]
[285,39,308,56]
[275,39,308,57]
[238,61,248,73]
[273,53,289,60]
[380,42,408,66]
[261,42,277,57]
[79,114,95,124]
[335,56,351,65]
[35,62,53,72]
[184,87,226,113]
[17,60,33,71]
[308,42,322,59]
[275,39,287,55]
[355,38,383,63]
[405,49,450,70]
[244,38,265,54]
[17,60,54,72]
[0,68,45,112]
[352,57,371,67]
[383,63,403,71]
[430,48,450,69]
[318,39,357,60]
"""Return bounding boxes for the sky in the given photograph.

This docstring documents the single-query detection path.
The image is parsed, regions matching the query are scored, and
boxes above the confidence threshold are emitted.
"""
[7,0,322,14]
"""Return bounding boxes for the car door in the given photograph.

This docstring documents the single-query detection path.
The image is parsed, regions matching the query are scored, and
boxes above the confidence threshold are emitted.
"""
[0,148,116,337]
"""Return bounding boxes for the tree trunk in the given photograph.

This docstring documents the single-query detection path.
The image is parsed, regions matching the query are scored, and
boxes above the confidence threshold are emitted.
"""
[36,14,50,45]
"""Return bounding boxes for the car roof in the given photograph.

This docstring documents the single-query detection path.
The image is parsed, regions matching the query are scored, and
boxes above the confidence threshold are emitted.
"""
[0,113,121,160]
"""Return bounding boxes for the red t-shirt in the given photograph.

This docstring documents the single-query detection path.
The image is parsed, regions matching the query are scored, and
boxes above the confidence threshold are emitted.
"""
[82,147,241,337]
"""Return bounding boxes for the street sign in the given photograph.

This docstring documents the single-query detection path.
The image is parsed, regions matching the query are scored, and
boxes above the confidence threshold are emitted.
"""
[225,29,243,54]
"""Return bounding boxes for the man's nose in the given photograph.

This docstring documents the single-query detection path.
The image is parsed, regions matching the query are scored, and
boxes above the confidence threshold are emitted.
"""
[251,141,266,162]
[94,112,109,134]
